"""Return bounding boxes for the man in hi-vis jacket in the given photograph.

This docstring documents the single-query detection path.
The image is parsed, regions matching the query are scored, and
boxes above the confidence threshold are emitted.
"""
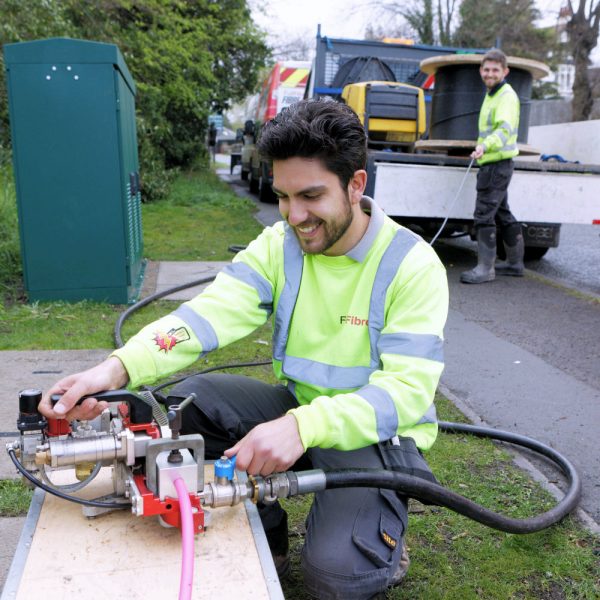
[40,100,448,600]
[461,48,525,284]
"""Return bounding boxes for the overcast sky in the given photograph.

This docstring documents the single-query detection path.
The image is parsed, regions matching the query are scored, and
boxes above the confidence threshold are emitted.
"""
[250,0,598,63]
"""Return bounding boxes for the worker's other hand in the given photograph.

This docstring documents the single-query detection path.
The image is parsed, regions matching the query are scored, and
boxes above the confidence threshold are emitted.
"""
[38,356,129,421]
[470,144,485,160]
[225,414,304,476]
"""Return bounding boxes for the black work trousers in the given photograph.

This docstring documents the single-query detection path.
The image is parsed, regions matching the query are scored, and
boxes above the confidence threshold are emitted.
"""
[168,373,415,600]
[474,159,518,230]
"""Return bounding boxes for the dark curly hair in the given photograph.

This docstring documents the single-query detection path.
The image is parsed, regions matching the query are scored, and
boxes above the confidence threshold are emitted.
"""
[257,99,367,189]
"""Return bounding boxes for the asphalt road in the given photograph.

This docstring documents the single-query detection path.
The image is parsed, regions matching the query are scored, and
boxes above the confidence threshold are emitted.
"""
[222,160,600,530]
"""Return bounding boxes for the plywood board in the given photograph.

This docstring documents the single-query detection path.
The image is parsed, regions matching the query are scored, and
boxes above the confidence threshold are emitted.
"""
[10,466,282,600]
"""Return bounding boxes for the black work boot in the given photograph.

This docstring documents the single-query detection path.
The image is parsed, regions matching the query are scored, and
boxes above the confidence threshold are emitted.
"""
[496,223,524,276]
[460,226,497,284]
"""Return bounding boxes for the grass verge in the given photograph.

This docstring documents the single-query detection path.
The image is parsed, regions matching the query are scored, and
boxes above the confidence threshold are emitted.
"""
[0,479,33,517]
[142,168,262,261]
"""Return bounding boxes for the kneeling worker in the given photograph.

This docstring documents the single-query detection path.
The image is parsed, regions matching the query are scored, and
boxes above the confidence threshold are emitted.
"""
[39,99,448,599]
[461,48,525,284]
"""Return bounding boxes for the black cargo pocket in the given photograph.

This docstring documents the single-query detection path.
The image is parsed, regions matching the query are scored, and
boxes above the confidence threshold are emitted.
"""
[491,167,510,189]
[476,168,492,191]
[351,489,405,569]
[378,437,439,485]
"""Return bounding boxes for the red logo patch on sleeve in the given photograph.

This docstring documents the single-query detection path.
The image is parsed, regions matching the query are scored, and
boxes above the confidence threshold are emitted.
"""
[153,327,190,352]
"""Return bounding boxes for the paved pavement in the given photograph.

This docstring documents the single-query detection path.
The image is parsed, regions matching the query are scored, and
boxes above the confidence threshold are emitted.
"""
[1,161,598,593]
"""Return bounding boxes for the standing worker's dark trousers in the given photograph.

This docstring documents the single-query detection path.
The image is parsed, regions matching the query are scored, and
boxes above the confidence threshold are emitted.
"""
[168,373,432,599]
[461,159,522,284]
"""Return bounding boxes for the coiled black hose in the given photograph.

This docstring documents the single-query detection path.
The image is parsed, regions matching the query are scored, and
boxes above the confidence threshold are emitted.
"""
[322,421,581,534]
[114,275,217,348]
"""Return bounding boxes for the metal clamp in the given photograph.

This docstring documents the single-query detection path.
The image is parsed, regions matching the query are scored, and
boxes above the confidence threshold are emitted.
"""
[145,434,205,495]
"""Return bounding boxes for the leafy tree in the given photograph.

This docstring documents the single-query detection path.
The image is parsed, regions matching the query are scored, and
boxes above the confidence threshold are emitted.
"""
[366,0,458,46]
[565,1,600,120]
[454,0,557,61]
[0,0,269,199]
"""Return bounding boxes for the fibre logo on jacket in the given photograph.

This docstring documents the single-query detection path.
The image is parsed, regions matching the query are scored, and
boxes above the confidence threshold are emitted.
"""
[339,315,369,326]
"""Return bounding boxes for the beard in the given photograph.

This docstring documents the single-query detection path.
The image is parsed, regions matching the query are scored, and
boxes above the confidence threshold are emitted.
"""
[293,194,354,254]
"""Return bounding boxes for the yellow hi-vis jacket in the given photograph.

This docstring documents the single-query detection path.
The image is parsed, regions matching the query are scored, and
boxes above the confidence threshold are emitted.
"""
[477,82,520,165]
[112,198,449,452]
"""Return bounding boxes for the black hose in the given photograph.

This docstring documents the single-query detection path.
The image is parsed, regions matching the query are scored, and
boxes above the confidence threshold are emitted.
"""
[7,448,128,510]
[321,422,581,534]
[151,360,272,395]
[114,273,270,395]
[114,275,217,348]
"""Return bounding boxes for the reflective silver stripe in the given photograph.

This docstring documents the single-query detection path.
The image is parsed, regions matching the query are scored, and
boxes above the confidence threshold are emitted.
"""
[416,402,438,426]
[282,355,374,389]
[496,130,508,145]
[378,332,444,363]
[171,304,219,352]
[273,225,303,360]
[368,228,419,367]
[222,262,273,315]
[356,385,398,441]
[502,143,517,152]
[498,121,516,135]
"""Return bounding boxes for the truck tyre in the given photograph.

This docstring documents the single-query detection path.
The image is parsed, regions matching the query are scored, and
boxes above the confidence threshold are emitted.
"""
[524,246,548,261]
[249,170,259,194]
[241,169,249,181]
[259,175,277,203]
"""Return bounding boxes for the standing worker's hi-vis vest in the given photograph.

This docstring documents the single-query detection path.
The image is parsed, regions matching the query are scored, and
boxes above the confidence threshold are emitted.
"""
[112,198,449,452]
[477,82,520,166]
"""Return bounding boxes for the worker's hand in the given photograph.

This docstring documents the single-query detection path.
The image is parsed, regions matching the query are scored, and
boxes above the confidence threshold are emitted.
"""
[470,144,485,160]
[38,356,129,421]
[225,414,304,476]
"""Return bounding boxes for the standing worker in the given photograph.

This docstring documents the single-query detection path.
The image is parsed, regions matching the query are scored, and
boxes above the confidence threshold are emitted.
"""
[39,100,448,600]
[461,48,525,284]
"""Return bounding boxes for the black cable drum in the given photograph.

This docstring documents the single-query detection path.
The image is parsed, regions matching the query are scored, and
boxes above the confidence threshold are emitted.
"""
[429,63,533,143]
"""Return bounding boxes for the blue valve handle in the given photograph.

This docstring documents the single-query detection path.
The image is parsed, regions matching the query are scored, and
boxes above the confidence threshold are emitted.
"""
[214,455,237,481]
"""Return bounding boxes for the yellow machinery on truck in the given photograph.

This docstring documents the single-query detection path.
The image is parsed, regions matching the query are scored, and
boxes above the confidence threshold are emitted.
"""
[341,81,426,148]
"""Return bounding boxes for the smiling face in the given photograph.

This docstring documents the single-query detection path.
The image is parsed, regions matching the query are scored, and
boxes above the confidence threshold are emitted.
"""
[273,156,369,256]
[480,59,509,90]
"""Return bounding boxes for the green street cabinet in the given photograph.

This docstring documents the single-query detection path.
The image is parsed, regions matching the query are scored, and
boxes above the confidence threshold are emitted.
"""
[4,38,144,303]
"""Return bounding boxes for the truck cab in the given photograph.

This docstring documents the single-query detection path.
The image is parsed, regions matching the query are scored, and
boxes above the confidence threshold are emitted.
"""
[243,61,310,202]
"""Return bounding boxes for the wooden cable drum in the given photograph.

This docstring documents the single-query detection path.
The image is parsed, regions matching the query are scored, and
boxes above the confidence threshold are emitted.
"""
[419,54,549,148]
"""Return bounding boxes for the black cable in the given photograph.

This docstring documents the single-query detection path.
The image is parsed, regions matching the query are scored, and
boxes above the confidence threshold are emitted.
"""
[320,422,581,534]
[114,273,272,396]
[114,275,217,348]
[151,360,272,395]
[7,448,128,510]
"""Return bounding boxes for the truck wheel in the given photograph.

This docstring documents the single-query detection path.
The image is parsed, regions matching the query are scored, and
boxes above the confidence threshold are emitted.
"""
[249,170,259,193]
[259,176,277,203]
[524,246,549,261]
[241,169,249,181]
